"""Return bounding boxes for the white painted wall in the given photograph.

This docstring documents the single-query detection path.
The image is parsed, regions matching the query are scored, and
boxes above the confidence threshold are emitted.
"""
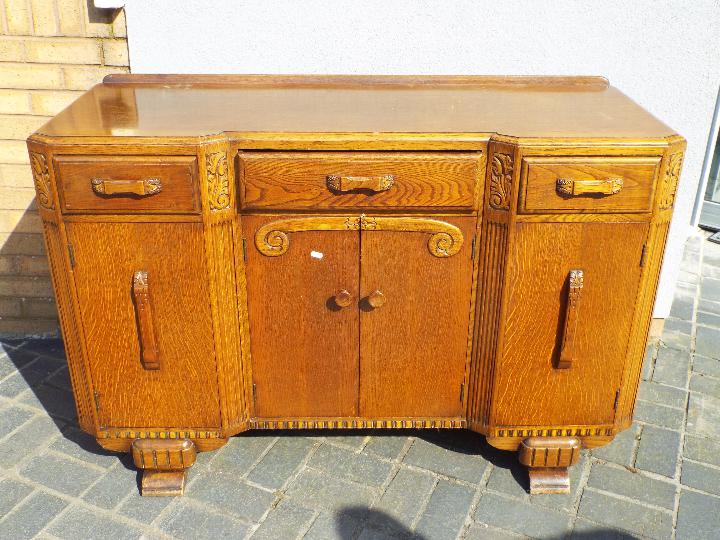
[115,0,720,317]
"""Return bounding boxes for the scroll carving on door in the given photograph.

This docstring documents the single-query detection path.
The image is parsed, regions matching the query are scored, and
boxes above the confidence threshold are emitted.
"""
[254,214,464,257]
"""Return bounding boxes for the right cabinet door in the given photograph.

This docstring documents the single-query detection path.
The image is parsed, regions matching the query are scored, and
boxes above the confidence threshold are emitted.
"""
[359,216,476,418]
[492,221,648,427]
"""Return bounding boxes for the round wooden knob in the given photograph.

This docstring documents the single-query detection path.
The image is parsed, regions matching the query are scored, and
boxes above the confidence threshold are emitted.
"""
[367,290,386,308]
[334,289,353,308]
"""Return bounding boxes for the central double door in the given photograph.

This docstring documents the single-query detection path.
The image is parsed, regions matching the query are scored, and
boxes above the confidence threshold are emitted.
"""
[244,214,476,420]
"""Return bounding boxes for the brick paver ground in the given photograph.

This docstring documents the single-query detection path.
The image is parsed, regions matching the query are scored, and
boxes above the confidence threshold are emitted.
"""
[1,232,719,539]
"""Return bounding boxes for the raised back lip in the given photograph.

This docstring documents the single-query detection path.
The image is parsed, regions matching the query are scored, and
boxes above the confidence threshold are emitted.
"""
[102,73,611,90]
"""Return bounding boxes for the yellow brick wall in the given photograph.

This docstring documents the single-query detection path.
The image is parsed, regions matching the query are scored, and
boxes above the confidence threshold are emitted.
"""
[0,1,129,336]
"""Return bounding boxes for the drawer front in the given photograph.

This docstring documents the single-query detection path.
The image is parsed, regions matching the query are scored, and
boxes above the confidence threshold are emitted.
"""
[239,152,481,211]
[520,156,660,213]
[55,155,200,214]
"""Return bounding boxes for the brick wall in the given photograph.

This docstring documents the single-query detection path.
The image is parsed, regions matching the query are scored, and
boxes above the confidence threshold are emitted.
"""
[0,1,129,336]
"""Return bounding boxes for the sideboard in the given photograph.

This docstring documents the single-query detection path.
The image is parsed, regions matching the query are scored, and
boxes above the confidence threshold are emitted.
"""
[27,74,685,496]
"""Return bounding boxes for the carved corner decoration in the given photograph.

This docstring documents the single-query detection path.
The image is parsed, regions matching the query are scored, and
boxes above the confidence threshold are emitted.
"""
[255,215,463,258]
[30,152,53,210]
[489,152,513,210]
[206,151,230,211]
[659,152,683,210]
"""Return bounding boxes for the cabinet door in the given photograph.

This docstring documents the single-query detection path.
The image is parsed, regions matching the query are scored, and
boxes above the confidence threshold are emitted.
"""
[244,215,360,418]
[67,222,221,429]
[492,222,648,426]
[359,217,476,417]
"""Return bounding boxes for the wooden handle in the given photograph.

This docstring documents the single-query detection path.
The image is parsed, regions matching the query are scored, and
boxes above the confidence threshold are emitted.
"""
[326,174,394,193]
[366,290,386,309]
[333,289,353,308]
[556,178,623,196]
[132,270,160,370]
[558,269,583,369]
[92,178,162,196]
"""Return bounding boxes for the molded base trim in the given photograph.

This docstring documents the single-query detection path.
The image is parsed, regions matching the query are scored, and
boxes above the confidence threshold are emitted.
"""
[250,417,466,429]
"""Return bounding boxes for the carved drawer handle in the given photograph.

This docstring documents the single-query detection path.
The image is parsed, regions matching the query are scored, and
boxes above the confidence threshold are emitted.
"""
[326,174,395,193]
[91,178,162,197]
[333,289,353,308]
[558,269,583,369]
[132,271,160,370]
[556,178,623,196]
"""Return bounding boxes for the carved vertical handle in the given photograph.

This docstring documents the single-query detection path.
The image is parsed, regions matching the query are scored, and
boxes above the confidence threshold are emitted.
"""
[132,270,160,370]
[558,269,583,369]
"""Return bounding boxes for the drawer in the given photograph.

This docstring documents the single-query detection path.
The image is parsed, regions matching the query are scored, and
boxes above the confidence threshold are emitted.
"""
[519,156,661,213]
[239,152,481,211]
[55,155,200,214]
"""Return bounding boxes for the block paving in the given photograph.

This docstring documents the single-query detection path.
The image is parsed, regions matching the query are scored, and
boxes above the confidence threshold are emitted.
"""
[0,232,719,539]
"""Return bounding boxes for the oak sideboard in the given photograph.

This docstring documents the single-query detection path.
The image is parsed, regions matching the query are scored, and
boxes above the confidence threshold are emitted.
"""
[27,74,685,496]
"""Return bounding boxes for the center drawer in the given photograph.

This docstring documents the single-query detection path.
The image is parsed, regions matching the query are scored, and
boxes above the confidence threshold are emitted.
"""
[238,152,481,211]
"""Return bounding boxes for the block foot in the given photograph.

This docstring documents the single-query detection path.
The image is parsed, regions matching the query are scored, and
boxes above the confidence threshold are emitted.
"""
[518,436,580,495]
[528,467,570,494]
[131,438,196,497]
[141,469,187,496]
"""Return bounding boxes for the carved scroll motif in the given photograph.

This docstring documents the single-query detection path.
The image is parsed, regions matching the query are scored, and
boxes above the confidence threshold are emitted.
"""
[659,152,683,210]
[206,151,229,211]
[255,215,464,258]
[489,152,513,210]
[30,152,53,210]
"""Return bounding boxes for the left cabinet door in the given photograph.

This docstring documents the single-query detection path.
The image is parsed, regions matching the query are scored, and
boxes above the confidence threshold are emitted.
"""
[67,222,221,429]
[244,215,360,419]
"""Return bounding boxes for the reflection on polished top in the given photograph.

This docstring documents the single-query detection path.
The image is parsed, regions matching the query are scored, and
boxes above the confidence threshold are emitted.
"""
[34,74,675,139]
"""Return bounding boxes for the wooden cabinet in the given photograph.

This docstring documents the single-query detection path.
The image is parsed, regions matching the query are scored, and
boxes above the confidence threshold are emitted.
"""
[28,74,685,497]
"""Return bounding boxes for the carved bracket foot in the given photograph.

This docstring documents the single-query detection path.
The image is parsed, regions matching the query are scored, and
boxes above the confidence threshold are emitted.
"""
[131,438,196,496]
[518,436,581,495]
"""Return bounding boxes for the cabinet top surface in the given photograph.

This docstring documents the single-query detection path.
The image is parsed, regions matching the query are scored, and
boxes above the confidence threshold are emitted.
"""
[34,74,676,140]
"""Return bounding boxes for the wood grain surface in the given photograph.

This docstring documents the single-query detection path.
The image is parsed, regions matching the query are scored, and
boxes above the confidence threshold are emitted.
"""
[359,217,476,417]
[55,155,199,214]
[520,156,660,213]
[67,222,221,428]
[240,152,481,211]
[615,140,686,428]
[244,214,360,418]
[36,75,675,139]
[42,221,96,432]
[491,222,648,426]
